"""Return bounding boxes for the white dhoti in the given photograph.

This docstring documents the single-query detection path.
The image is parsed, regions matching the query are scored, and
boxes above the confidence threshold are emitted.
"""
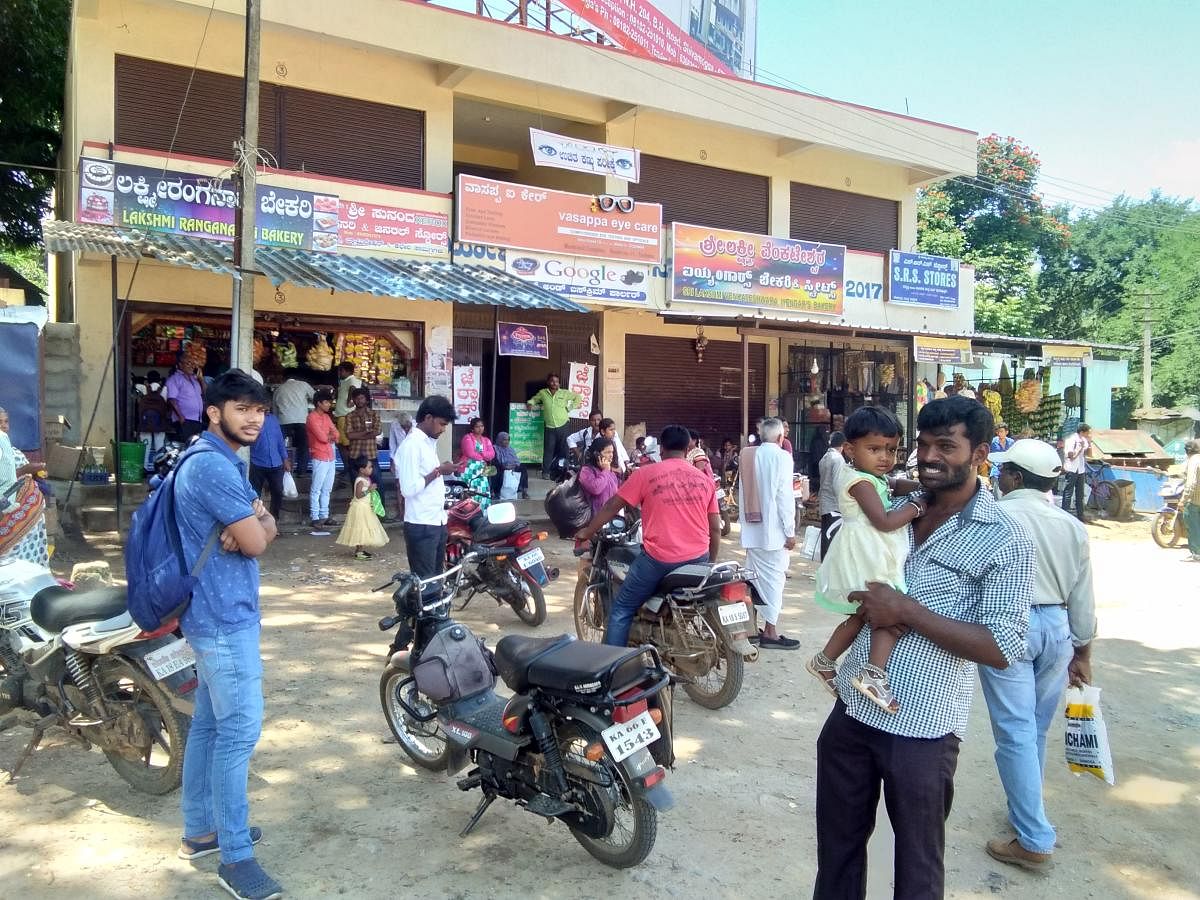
[747,546,788,626]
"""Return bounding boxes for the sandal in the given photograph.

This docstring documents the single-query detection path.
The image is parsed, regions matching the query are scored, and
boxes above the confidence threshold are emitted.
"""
[806,652,839,697]
[852,664,899,713]
[355,550,374,560]
[852,664,900,713]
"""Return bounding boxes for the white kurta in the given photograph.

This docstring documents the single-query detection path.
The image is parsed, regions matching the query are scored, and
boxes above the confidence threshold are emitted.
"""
[739,442,795,626]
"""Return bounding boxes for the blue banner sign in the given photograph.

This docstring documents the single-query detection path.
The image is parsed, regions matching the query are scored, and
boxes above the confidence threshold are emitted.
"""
[888,250,960,308]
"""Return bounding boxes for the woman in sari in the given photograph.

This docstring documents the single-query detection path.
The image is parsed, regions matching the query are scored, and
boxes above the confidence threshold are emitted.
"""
[0,407,50,566]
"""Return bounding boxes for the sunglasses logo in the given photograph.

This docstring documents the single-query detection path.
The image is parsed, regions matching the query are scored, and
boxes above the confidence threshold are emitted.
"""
[591,194,635,214]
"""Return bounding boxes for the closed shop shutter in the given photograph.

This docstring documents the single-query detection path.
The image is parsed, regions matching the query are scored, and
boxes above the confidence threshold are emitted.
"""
[114,56,278,161]
[630,155,769,233]
[789,182,898,254]
[280,88,424,189]
[625,335,765,445]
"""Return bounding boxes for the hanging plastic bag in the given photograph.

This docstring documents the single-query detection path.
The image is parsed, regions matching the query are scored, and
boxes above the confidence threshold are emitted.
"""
[500,469,522,501]
[370,487,386,519]
[799,525,822,561]
[1064,684,1116,785]
[281,471,299,500]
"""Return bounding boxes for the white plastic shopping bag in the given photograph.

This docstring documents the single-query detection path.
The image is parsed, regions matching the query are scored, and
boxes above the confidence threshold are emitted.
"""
[499,469,522,501]
[1064,684,1116,785]
[281,471,299,500]
[799,525,822,561]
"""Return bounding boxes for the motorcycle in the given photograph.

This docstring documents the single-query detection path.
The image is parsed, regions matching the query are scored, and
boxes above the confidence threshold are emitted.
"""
[0,555,195,794]
[1151,477,1188,548]
[715,474,736,537]
[573,518,758,710]
[445,500,555,627]
[376,551,675,868]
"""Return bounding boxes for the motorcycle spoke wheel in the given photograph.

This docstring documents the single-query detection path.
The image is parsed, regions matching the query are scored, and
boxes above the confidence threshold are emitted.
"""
[505,570,547,627]
[379,668,448,771]
[573,577,606,643]
[1151,513,1181,548]
[558,721,656,869]
[96,659,188,795]
[681,615,745,710]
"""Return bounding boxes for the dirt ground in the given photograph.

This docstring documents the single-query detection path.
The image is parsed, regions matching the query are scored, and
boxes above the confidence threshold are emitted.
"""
[1,509,1198,899]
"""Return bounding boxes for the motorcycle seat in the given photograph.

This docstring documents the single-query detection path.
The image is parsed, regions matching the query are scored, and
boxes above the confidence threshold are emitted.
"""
[472,518,529,543]
[30,584,128,634]
[496,633,647,696]
[657,564,714,592]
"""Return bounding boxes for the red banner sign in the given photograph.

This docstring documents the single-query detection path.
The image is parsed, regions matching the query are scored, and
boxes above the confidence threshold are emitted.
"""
[558,0,733,75]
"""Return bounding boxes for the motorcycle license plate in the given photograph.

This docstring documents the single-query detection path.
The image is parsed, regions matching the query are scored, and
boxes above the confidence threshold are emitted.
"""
[144,638,195,681]
[714,488,726,500]
[516,547,545,570]
[601,711,660,762]
[718,602,750,626]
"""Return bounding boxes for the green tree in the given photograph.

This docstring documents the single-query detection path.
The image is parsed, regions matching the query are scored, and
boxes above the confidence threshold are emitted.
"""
[0,0,70,250]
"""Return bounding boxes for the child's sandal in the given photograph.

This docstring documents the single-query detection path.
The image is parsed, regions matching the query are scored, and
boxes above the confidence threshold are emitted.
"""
[805,652,839,697]
[852,664,899,714]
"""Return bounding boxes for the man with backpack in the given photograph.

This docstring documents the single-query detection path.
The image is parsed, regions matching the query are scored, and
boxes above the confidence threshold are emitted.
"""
[135,370,171,472]
[171,370,283,900]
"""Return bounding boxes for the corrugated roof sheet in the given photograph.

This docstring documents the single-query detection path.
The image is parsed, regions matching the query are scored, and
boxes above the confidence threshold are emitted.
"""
[41,220,587,313]
[1090,429,1174,458]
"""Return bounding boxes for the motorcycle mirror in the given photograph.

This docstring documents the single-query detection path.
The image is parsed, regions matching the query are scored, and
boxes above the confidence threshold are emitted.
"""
[486,502,517,525]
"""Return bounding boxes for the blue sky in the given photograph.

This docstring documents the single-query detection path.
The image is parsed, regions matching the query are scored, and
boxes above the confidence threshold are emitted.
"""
[754,0,1200,211]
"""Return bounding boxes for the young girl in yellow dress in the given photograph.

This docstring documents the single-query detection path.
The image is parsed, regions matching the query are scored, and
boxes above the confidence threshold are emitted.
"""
[337,457,389,560]
[806,407,924,713]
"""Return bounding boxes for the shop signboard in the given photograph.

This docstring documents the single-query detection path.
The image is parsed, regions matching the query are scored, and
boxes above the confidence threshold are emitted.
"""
[556,0,733,75]
[670,223,846,315]
[530,128,640,182]
[508,403,544,465]
[888,250,961,309]
[452,365,482,424]
[504,251,651,304]
[456,174,662,265]
[567,362,596,419]
[1042,344,1093,367]
[78,157,336,251]
[913,336,973,364]
[338,200,450,258]
[497,321,550,358]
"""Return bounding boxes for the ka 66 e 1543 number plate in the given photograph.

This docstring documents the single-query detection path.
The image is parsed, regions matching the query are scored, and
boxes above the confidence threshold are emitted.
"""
[601,711,660,762]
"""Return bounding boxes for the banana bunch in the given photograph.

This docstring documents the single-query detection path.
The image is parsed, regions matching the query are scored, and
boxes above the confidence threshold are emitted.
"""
[1015,370,1042,413]
[274,341,298,369]
[374,342,396,382]
[306,333,334,371]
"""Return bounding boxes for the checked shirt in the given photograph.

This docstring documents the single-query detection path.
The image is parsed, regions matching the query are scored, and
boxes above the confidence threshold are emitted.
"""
[832,485,1034,739]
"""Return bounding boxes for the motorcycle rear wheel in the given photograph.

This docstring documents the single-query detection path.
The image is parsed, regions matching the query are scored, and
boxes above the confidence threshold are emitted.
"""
[506,569,547,627]
[96,658,189,795]
[558,720,657,868]
[682,631,745,710]
[379,667,448,771]
[573,576,606,643]
[1151,511,1182,548]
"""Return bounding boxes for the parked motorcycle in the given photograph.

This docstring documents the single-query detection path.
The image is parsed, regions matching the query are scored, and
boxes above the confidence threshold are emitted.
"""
[715,474,735,537]
[1151,477,1188,548]
[0,555,195,794]
[377,551,675,868]
[573,518,757,710]
[446,501,555,626]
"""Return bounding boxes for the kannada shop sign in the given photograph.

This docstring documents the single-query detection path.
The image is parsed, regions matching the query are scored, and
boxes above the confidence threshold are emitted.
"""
[530,128,640,182]
[888,250,961,309]
[338,200,450,258]
[557,0,733,75]
[497,322,550,359]
[913,336,973,364]
[78,157,337,251]
[670,223,846,314]
[505,251,650,304]
[456,174,662,265]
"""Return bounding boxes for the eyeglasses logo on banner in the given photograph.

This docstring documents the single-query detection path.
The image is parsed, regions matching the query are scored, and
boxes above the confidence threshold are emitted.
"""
[591,195,635,214]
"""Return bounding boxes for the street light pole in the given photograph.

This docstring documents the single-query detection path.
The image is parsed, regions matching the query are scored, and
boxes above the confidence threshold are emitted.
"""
[231,0,261,375]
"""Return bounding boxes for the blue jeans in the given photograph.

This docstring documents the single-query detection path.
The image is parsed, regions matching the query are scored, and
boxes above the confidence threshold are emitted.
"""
[309,458,335,521]
[181,623,265,864]
[604,551,708,648]
[978,604,1072,855]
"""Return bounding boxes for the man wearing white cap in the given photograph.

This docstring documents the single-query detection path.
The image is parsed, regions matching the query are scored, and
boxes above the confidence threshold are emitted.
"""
[982,439,1097,872]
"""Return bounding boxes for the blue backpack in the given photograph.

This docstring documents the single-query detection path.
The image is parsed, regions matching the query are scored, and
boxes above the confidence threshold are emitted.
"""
[125,442,221,632]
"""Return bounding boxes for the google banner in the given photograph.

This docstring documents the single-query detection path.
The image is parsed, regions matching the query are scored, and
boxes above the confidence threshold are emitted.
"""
[670,223,846,315]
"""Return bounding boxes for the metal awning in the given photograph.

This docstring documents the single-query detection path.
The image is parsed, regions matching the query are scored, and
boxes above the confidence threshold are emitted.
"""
[42,220,587,313]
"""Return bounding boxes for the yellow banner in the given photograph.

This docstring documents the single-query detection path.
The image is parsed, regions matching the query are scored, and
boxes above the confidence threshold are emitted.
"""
[1043,344,1092,366]
[913,336,972,364]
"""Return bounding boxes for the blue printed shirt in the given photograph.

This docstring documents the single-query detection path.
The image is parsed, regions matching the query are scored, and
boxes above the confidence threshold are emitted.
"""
[174,431,261,637]
[250,413,287,469]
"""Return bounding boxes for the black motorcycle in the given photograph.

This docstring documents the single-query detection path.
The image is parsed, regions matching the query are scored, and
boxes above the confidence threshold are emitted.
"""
[376,551,676,868]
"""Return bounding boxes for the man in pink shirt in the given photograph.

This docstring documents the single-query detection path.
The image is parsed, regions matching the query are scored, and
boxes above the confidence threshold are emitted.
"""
[577,424,720,647]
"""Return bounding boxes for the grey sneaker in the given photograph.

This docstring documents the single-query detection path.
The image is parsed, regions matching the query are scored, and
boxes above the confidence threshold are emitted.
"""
[218,859,283,900]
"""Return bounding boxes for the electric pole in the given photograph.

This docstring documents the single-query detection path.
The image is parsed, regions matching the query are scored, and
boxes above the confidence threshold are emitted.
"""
[231,0,261,375]
[1138,290,1161,410]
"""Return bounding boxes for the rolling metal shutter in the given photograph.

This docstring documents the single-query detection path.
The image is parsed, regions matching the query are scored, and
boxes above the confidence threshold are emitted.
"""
[279,87,424,189]
[624,335,765,445]
[789,182,898,254]
[630,155,769,233]
[115,56,278,162]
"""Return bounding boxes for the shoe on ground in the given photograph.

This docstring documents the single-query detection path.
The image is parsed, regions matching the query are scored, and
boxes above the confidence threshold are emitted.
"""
[355,550,374,560]
[218,859,283,900]
[323,517,340,527]
[179,826,262,861]
[757,632,800,650]
[985,837,1051,872]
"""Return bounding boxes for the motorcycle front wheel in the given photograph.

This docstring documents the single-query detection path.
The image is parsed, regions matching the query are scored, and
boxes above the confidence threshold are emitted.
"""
[557,720,657,869]
[1151,510,1182,548]
[379,666,448,771]
[572,576,606,643]
[96,658,189,795]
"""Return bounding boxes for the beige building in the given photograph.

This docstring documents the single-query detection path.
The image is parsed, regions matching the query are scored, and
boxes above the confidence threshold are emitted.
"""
[52,0,978,470]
